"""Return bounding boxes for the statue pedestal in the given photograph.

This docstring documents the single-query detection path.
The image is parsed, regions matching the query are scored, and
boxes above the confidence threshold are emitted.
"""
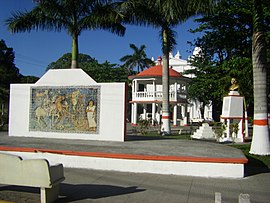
[220,91,244,142]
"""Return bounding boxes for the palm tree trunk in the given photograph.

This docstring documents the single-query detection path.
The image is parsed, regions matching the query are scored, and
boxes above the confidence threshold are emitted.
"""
[250,0,270,155]
[71,35,79,69]
[161,28,171,135]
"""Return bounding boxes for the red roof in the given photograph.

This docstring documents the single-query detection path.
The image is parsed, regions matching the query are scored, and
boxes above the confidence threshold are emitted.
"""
[129,65,182,79]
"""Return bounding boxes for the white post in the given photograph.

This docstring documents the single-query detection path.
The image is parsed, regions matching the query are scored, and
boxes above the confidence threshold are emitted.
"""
[143,104,147,120]
[183,105,188,126]
[238,193,250,203]
[226,119,230,139]
[244,111,249,138]
[134,80,138,100]
[131,103,134,124]
[174,82,177,101]
[156,105,161,125]
[153,80,156,100]
[152,103,156,125]
[237,119,244,142]
[173,105,177,126]
[133,103,138,125]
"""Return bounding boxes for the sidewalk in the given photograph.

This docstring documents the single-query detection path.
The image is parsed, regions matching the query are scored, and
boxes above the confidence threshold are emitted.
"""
[1,167,270,202]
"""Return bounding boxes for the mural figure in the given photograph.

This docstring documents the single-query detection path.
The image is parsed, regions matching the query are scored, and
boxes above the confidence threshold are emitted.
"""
[29,86,100,134]
[86,100,97,131]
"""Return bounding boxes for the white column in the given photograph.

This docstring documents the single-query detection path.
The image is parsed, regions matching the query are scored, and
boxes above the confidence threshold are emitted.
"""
[183,104,188,126]
[131,103,134,124]
[143,104,147,120]
[152,103,156,125]
[226,119,230,139]
[153,80,156,100]
[244,111,249,138]
[156,105,161,125]
[174,82,177,101]
[133,103,138,125]
[237,119,244,142]
[173,105,177,126]
[134,79,138,100]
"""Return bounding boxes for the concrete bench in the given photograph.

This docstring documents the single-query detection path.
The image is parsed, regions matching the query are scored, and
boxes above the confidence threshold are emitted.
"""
[0,153,65,203]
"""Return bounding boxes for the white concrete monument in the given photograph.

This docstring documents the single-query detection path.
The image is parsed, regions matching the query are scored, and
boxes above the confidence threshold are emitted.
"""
[9,69,127,142]
[220,78,247,142]
[191,123,216,140]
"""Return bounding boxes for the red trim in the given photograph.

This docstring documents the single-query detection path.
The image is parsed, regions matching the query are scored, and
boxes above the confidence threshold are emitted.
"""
[220,116,243,119]
[162,116,170,119]
[131,123,138,126]
[253,119,268,126]
[0,146,248,164]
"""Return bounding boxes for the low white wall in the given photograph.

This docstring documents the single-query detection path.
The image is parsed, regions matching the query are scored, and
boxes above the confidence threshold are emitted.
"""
[9,69,126,142]
[1,151,245,178]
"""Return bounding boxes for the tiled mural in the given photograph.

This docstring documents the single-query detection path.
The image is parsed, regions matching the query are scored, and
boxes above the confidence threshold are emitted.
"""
[29,86,100,134]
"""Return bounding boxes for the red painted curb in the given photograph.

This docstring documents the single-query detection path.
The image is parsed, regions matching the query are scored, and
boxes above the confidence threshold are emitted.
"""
[0,146,248,164]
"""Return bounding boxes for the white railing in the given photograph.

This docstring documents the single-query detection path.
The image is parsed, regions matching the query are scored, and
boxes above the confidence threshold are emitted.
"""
[133,91,187,102]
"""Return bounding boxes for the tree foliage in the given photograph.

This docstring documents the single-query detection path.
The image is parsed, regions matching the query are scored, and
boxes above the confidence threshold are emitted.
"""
[47,53,129,83]
[6,0,125,68]
[120,43,154,73]
[0,39,22,127]
[186,0,270,120]
[0,40,21,89]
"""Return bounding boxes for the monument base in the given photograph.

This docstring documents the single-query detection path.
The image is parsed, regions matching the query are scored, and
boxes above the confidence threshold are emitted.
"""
[220,91,244,142]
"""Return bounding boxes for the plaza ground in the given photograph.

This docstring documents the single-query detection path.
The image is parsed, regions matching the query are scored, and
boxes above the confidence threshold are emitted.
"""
[0,126,269,202]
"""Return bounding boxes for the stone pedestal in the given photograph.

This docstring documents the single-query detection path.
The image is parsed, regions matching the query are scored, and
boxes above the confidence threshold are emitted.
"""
[220,91,244,142]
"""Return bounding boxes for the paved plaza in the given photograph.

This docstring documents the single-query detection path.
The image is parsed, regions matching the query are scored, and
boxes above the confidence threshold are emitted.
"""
[0,131,270,202]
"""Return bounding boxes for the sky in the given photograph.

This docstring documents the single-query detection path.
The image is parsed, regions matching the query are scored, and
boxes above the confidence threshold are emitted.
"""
[0,0,202,78]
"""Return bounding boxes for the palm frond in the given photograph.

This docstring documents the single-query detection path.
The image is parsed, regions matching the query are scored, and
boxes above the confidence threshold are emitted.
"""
[6,2,65,33]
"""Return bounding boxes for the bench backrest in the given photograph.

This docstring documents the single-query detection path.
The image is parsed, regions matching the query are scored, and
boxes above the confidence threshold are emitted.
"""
[0,153,57,188]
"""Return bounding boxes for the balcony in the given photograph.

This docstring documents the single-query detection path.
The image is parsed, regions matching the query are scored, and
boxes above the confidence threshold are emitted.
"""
[132,91,187,102]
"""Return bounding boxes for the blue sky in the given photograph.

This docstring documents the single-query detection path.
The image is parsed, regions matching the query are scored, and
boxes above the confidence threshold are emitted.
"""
[1,0,202,77]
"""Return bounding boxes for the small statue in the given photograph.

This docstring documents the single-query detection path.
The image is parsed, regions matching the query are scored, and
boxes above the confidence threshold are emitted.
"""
[229,77,239,91]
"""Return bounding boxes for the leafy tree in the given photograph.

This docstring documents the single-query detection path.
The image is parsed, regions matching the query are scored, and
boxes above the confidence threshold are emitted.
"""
[46,53,97,70]
[120,43,154,73]
[20,75,39,83]
[186,0,270,120]
[6,0,125,69]
[0,39,21,127]
[122,0,216,134]
[186,0,270,153]
[47,53,129,83]
[0,40,21,90]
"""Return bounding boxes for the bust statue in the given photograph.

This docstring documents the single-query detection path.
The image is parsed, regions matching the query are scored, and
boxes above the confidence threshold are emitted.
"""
[229,77,239,91]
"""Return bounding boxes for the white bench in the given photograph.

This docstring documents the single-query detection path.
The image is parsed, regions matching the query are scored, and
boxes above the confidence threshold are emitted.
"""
[0,153,65,203]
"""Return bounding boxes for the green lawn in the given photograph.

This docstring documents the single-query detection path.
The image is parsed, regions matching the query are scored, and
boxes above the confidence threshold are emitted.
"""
[230,143,270,169]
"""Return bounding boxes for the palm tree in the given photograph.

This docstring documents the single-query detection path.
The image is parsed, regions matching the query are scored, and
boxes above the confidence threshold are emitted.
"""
[122,0,215,134]
[6,0,125,69]
[250,0,270,155]
[120,43,154,73]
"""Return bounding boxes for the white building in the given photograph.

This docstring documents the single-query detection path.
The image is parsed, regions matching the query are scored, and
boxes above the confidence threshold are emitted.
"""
[129,49,212,126]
